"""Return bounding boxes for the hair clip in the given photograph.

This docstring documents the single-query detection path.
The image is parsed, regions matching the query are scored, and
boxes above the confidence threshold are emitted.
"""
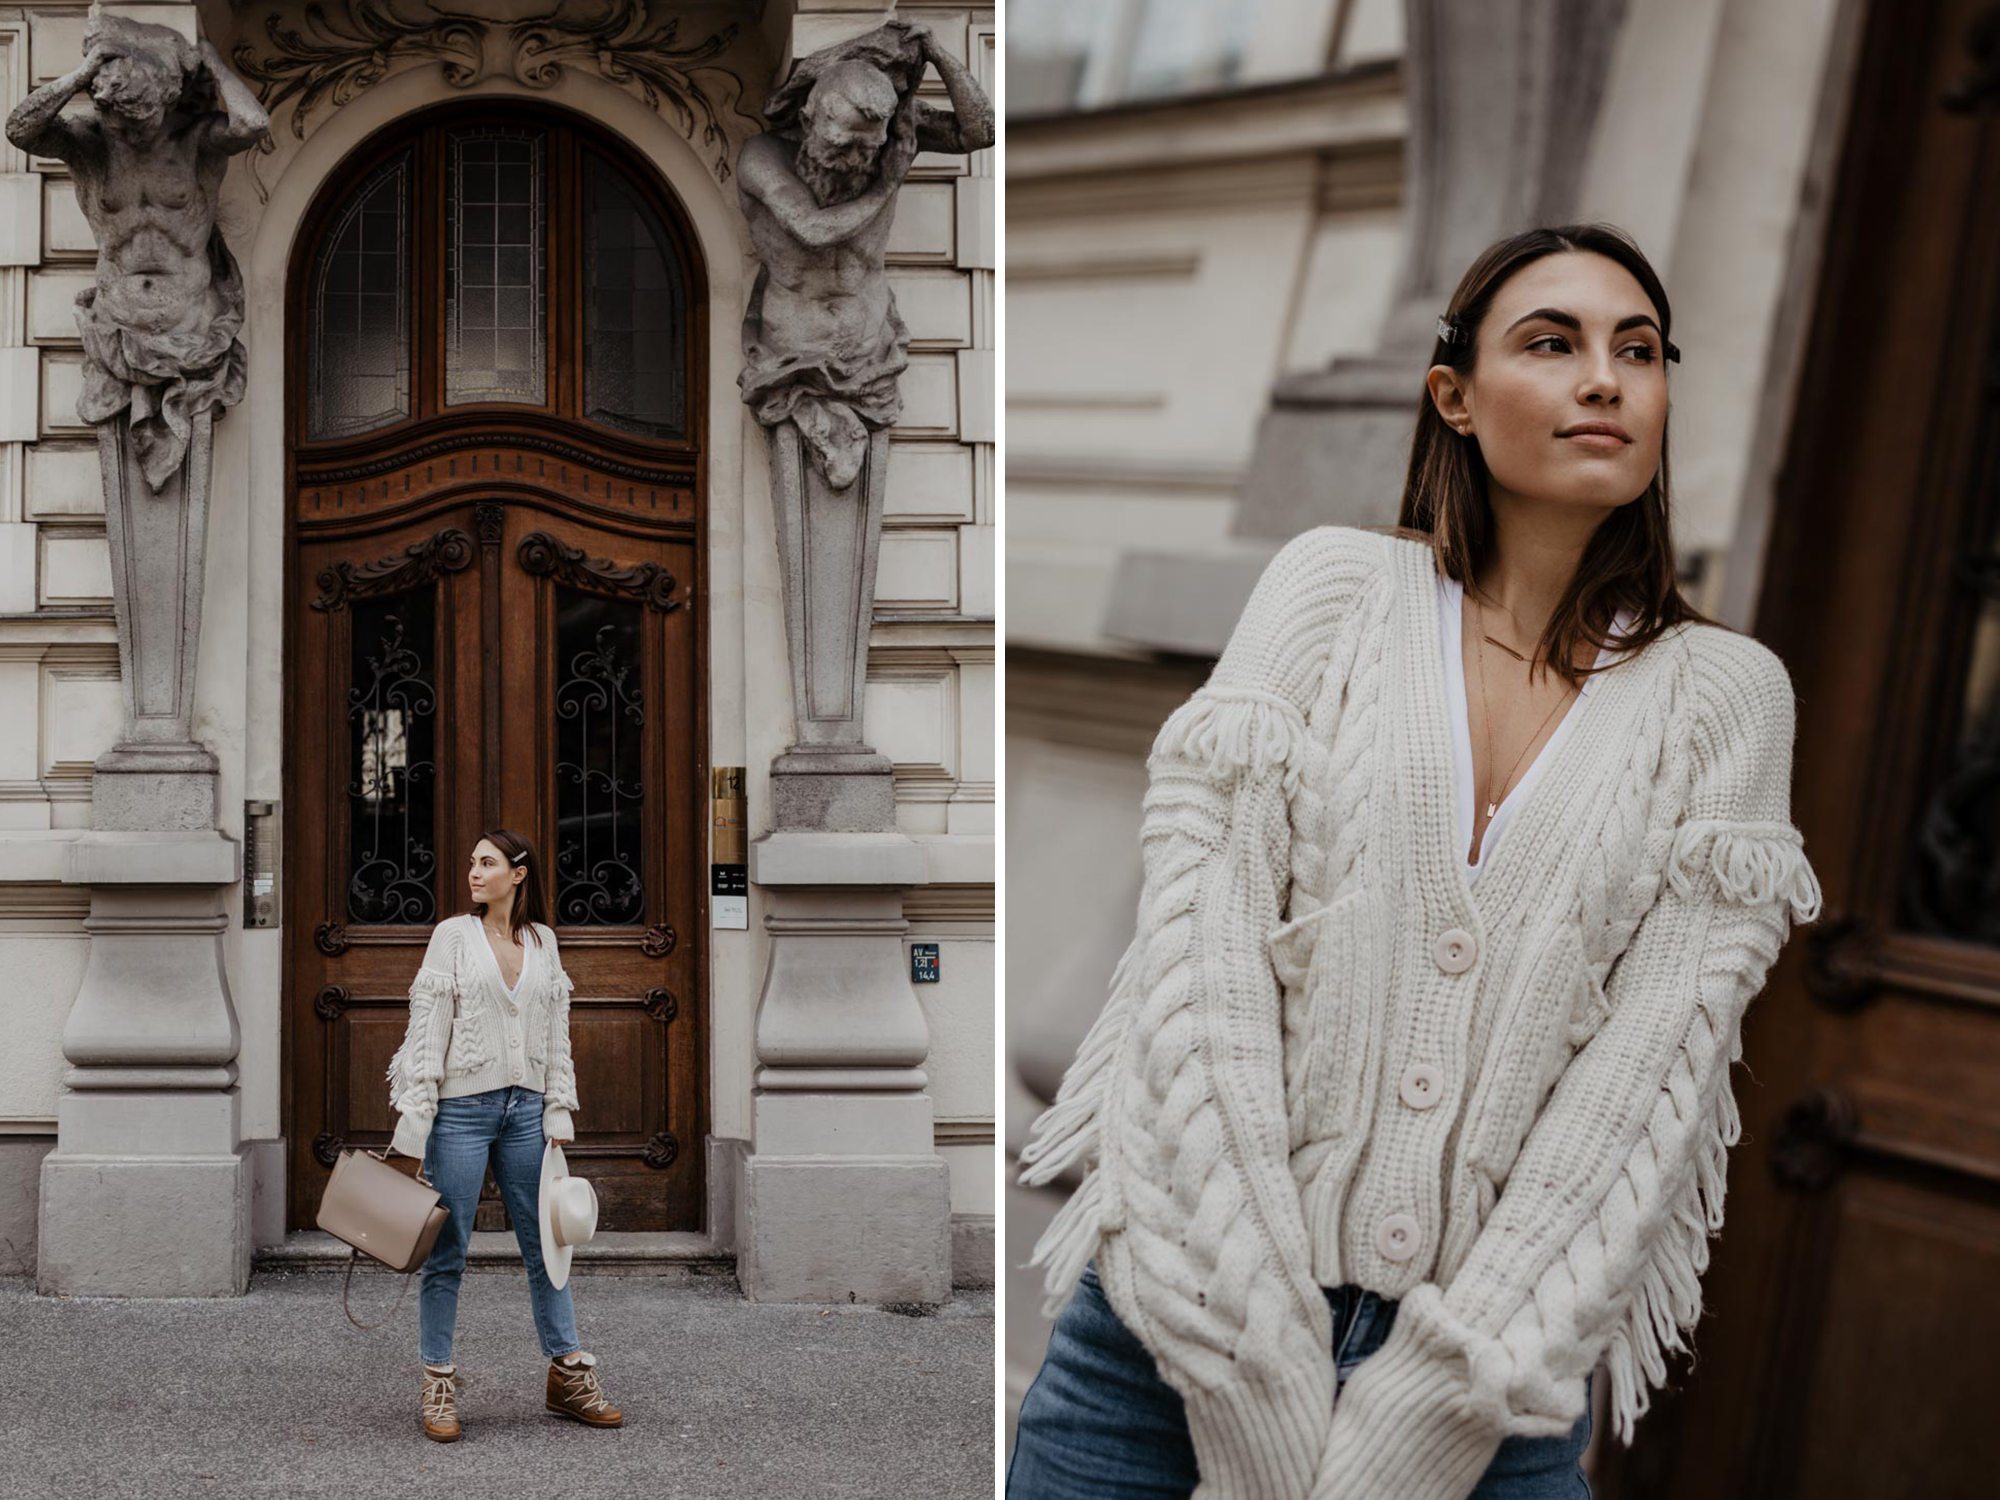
[510,850,527,865]
[1435,314,1463,347]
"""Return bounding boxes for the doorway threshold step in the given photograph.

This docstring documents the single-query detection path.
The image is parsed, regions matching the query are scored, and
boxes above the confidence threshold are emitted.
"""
[258,1229,734,1275]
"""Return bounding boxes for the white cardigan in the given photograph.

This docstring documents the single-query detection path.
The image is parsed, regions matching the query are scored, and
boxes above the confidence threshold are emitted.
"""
[386,913,582,1160]
[1015,524,1824,1500]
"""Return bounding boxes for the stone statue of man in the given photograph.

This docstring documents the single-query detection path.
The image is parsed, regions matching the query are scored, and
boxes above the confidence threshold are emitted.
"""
[4,7,269,491]
[737,18,994,491]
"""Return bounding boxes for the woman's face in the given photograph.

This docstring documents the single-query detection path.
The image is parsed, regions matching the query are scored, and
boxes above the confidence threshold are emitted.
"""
[1432,250,1669,513]
[468,839,522,909]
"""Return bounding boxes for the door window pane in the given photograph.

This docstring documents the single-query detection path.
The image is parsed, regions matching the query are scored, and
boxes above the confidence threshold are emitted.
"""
[346,590,439,925]
[309,152,410,440]
[583,153,688,440]
[446,128,547,406]
[553,586,645,925]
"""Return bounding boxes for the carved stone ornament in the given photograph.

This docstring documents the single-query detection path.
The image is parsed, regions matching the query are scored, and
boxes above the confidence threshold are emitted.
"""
[734,19,992,828]
[3,7,271,491]
[232,0,757,191]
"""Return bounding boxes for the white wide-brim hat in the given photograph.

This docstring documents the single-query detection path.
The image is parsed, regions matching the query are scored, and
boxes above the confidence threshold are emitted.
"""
[538,1139,598,1290]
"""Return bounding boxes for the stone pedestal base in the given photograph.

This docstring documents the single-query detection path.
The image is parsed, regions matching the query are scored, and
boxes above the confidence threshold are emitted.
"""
[737,832,948,1302]
[91,745,220,833]
[39,1146,251,1296]
[770,746,896,832]
[39,830,250,1295]
[738,1155,952,1304]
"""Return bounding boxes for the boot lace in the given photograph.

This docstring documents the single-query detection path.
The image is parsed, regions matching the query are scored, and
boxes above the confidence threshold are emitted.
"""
[422,1366,458,1424]
[557,1361,611,1414]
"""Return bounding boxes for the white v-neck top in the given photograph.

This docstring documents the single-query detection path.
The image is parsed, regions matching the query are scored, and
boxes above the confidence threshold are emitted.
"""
[1439,572,1636,882]
[481,918,531,999]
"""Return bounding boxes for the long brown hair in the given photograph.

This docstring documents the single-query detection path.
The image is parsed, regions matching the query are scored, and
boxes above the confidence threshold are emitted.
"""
[1363,222,1723,690]
[469,827,551,949]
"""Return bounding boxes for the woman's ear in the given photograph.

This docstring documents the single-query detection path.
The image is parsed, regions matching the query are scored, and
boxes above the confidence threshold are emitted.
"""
[1426,364,1473,437]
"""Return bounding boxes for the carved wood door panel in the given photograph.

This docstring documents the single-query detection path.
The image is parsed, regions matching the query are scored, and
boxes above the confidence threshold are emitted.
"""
[1594,1,2000,1494]
[282,101,709,1236]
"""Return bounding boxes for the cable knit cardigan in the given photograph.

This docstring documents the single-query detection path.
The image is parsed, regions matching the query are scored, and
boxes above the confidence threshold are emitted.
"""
[1014,524,1824,1500]
[386,913,583,1160]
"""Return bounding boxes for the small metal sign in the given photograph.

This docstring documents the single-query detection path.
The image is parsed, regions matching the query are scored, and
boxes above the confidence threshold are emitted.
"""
[712,767,747,929]
[910,942,940,984]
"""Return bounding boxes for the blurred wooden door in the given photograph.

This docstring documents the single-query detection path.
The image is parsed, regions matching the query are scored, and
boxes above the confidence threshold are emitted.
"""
[282,102,710,1234]
[1597,1,2000,1495]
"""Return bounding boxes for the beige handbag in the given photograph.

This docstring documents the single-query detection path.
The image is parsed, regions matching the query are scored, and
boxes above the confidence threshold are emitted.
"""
[317,1145,451,1331]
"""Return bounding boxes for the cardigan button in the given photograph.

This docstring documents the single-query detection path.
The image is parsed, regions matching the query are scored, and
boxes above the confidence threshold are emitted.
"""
[1398,1063,1442,1109]
[1432,927,1476,974]
[1376,1212,1420,1262]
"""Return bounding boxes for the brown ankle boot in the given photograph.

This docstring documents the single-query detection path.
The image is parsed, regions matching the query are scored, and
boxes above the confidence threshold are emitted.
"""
[421,1362,461,1442]
[546,1350,623,1427]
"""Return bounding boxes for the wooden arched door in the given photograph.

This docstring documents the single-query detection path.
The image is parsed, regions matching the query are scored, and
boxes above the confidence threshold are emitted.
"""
[282,102,709,1234]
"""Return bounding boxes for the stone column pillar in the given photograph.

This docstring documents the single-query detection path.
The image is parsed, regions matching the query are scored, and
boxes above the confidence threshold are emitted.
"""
[1229,0,1631,540]
[7,6,270,1295]
[732,14,992,1302]
[738,834,949,1302]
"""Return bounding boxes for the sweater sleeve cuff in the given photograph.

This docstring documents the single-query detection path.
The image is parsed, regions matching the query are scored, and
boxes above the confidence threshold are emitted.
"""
[390,1110,433,1162]
[1181,1361,1335,1498]
[543,1105,574,1142]
[1309,1284,1512,1500]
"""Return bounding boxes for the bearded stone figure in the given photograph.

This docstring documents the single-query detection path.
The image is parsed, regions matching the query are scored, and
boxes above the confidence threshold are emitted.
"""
[737,18,994,491]
[4,7,269,491]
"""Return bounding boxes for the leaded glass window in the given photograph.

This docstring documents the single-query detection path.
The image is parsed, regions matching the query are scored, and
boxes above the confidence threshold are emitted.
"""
[446,127,547,406]
[553,586,644,925]
[583,153,688,440]
[347,590,438,924]
[308,152,410,440]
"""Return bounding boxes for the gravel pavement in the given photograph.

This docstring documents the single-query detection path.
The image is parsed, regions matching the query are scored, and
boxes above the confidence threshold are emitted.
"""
[0,1265,994,1500]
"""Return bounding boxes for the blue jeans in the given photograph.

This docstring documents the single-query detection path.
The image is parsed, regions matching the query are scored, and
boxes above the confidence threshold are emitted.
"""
[1007,1259,1593,1498]
[417,1085,582,1366]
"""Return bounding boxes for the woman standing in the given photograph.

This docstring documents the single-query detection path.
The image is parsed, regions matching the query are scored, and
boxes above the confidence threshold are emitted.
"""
[386,827,625,1442]
[1008,224,1824,1498]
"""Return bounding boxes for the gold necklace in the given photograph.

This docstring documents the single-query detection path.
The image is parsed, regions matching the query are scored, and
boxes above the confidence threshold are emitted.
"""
[1470,589,1576,821]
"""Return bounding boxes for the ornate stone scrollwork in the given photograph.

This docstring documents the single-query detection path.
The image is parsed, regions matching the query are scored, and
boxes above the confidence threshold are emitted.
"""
[517,530,679,610]
[313,526,476,611]
[232,0,757,192]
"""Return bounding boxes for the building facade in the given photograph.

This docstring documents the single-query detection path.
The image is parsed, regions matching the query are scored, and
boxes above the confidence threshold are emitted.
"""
[0,0,994,1303]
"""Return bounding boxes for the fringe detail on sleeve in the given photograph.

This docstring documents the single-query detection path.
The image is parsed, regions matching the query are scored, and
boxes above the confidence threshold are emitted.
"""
[1013,930,1145,1320]
[1600,1034,1741,1448]
[1149,687,1308,795]
[1015,930,1144,1189]
[386,968,456,1119]
[1600,879,1770,1449]
[541,960,581,1113]
[1023,1167,1112,1321]
[1666,818,1824,922]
